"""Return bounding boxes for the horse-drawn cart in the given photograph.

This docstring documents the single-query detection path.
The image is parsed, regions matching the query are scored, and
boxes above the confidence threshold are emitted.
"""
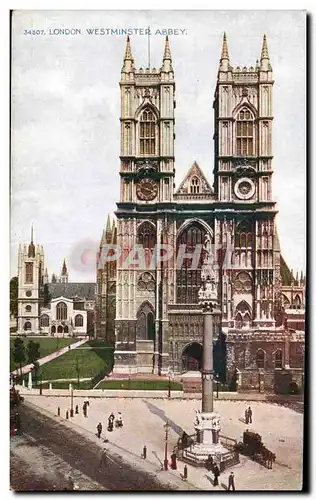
[234,430,276,469]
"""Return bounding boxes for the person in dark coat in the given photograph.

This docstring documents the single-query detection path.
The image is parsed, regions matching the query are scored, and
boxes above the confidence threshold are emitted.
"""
[83,402,87,417]
[228,472,235,491]
[245,408,249,424]
[248,407,252,424]
[107,415,114,432]
[97,422,102,439]
[170,451,177,470]
[206,454,214,472]
[181,431,188,449]
[213,463,220,486]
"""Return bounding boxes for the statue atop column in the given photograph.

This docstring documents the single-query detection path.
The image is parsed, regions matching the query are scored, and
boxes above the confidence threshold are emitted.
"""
[199,233,218,307]
[182,227,229,468]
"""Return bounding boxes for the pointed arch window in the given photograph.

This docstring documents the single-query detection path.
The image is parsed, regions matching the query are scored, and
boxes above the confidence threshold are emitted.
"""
[136,302,155,341]
[137,221,157,269]
[293,294,302,310]
[256,349,265,369]
[75,314,83,327]
[176,223,207,304]
[235,300,252,328]
[24,321,32,331]
[236,107,254,156]
[190,176,200,194]
[40,314,49,327]
[282,294,290,309]
[274,350,283,369]
[137,222,156,250]
[56,302,67,321]
[139,108,156,156]
[235,220,252,248]
[25,262,34,284]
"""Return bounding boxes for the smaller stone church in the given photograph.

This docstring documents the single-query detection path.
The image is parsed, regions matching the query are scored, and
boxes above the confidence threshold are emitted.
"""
[16,231,95,337]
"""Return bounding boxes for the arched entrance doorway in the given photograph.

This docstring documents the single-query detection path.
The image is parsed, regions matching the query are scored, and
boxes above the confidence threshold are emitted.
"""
[182,342,203,372]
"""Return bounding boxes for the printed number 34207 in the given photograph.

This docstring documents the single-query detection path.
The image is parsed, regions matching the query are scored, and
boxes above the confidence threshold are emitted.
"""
[24,29,45,35]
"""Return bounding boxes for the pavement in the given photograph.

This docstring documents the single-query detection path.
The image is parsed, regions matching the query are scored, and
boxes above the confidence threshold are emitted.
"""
[14,402,196,491]
[24,394,303,491]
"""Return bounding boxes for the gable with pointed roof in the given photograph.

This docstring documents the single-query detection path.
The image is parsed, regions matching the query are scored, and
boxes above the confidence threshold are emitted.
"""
[174,161,214,201]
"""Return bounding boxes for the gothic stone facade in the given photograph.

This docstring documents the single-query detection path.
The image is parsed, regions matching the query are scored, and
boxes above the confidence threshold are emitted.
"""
[95,35,305,391]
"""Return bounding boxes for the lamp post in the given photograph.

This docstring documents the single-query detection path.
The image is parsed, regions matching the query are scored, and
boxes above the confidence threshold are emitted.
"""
[76,357,80,390]
[168,369,174,398]
[70,386,74,417]
[163,420,170,471]
[215,374,219,398]
[39,374,43,396]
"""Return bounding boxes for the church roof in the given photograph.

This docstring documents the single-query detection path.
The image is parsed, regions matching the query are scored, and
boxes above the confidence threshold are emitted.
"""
[280,255,292,286]
[174,161,214,200]
[48,282,96,301]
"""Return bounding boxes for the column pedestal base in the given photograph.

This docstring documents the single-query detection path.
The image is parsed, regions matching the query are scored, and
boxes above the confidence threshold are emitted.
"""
[183,411,236,469]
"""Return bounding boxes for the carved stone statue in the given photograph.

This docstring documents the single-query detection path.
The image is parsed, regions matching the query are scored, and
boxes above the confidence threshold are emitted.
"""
[195,409,202,426]
[202,234,213,265]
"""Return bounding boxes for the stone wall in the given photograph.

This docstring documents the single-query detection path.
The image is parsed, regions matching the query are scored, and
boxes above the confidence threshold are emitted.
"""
[227,330,305,392]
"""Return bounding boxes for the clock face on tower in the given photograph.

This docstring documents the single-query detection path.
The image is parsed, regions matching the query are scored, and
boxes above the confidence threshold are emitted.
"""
[136,178,158,201]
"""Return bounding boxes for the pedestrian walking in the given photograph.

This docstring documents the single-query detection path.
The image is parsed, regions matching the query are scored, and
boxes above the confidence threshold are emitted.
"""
[248,407,252,424]
[115,412,123,428]
[213,463,220,486]
[83,402,87,418]
[97,422,103,439]
[245,408,249,424]
[107,415,114,432]
[228,472,235,491]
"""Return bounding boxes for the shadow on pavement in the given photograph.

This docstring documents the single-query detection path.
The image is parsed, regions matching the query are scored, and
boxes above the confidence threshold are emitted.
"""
[143,400,185,437]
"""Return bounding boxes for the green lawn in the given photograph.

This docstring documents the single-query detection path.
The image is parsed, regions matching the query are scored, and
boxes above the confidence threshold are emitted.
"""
[96,380,183,391]
[10,337,77,372]
[38,347,114,382]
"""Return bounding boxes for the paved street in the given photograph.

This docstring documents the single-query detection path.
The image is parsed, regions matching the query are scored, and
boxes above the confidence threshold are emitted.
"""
[24,395,304,491]
[11,434,104,491]
[10,403,177,491]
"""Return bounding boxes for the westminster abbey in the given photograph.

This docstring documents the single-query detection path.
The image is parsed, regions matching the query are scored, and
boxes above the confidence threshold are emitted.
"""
[95,34,305,391]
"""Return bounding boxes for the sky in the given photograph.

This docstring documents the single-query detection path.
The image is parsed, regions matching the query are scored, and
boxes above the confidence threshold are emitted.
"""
[10,10,306,282]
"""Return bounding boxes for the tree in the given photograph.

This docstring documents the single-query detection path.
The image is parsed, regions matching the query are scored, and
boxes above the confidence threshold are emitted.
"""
[10,277,18,318]
[43,284,52,308]
[27,340,41,364]
[13,336,26,377]
[27,341,41,385]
